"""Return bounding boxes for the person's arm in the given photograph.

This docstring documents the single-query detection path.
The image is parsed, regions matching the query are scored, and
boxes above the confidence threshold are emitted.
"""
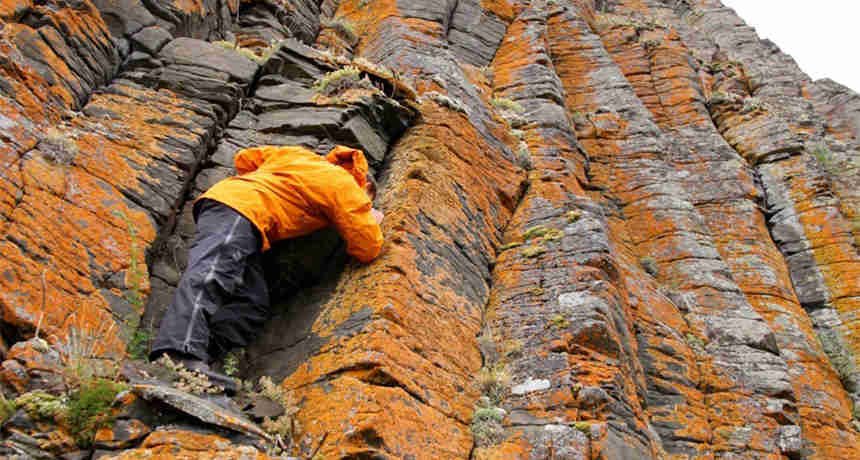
[323,179,384,263]
[234,146,277,175]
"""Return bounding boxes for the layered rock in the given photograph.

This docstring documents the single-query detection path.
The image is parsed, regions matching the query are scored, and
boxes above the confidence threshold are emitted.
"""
[2,0,860,458]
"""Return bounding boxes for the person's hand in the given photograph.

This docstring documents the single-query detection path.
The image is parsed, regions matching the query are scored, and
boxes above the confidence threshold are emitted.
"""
[371,208,384,224]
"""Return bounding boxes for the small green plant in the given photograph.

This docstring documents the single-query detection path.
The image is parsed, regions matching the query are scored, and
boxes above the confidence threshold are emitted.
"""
[521,245,546,258]
[113,210,150,359]
[256,376,301,455]
[517,141,533,170]
[708,90,737,106]
[471,404,505,447]
[811,142,835,173]
[0,393,15,424]
[321,17,358,46]
[66,378,126,448]
[741,96,765,114]
[58,319,120,389]
[477,363,510,405]
[126,329,151,361]
[492,97,525,113]
[353,56,394,79]
[640,256,659,277]
[313,66,376,96]
[223,351,240,377]
[425,91,469,114]
[212,40,282,64]
[641,39,661,51]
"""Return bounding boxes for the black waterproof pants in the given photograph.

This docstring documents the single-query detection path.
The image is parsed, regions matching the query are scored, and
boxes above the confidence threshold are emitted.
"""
[150,199,270,363]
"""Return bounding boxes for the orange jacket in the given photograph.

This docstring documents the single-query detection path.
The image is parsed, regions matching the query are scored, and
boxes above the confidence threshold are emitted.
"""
[200,145,383,262]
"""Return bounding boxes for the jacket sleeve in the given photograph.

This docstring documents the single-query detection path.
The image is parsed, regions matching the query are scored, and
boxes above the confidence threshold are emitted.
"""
[234,146,276,175]
[322,179,383,263]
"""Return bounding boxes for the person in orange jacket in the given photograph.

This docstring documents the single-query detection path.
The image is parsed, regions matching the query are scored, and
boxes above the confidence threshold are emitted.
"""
[149,145,384,392]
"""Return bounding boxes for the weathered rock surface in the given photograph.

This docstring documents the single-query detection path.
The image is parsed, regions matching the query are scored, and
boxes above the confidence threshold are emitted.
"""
[2,0,860,458]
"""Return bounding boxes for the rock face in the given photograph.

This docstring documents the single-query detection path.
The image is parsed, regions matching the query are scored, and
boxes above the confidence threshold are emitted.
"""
[1,0,860,458]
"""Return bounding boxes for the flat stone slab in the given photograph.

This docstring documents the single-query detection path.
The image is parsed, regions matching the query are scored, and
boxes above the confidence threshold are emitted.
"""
[132,384,271,441]
[159,38,259,84]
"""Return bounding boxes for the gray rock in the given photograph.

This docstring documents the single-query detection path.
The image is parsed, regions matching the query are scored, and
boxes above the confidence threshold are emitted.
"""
[91,0,157,38]
[131,26,173,55]
[132,383,270,441]
[159,38,259,85]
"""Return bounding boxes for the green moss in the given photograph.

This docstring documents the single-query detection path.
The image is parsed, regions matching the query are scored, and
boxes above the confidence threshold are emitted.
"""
[15,391,66,421]
[574,421,591,433]
[566,210,582,222]
[67,379,126,448]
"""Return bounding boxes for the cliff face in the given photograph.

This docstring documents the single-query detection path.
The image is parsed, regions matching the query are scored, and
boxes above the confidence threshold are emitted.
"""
[1,0,860,458]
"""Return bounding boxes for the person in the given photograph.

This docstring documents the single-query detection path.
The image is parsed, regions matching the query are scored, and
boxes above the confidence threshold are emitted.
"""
[149,145,384,392]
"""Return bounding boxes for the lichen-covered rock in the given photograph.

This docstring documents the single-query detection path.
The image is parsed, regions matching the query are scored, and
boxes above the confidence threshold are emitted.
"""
[98,429,279,459]
[2,0,860,458]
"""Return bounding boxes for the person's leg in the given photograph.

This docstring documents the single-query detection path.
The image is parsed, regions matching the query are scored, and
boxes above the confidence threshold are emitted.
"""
[150,199,261,363]
[207,248,270,362]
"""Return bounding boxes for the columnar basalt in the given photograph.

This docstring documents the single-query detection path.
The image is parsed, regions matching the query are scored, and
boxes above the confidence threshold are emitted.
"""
[2,0,860,459]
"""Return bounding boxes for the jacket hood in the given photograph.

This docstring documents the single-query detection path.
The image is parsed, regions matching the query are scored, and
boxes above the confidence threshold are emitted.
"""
[326,145,369,189]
